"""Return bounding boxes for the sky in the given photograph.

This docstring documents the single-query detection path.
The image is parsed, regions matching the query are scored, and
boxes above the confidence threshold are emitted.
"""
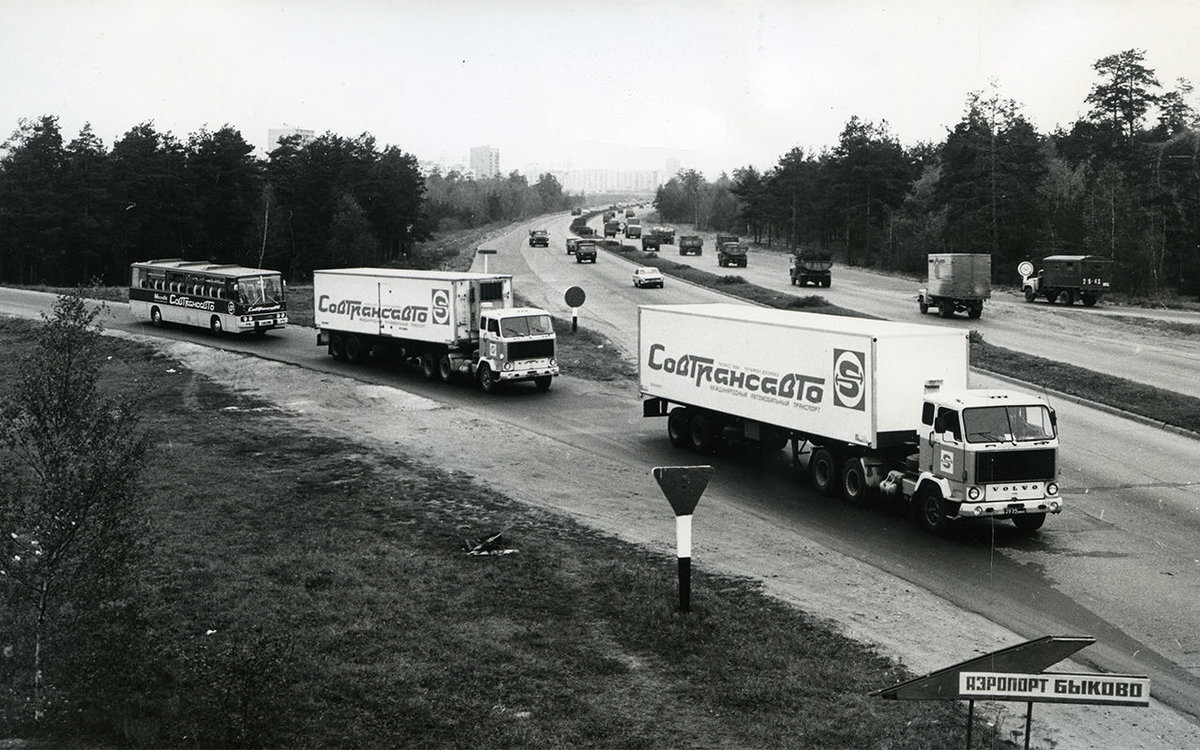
[3,0,1199,178]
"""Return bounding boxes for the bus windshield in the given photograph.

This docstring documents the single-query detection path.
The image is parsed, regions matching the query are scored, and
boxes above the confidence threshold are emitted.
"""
[963,405,1056,443]
[499,314,553,337]
[238,275,284,307]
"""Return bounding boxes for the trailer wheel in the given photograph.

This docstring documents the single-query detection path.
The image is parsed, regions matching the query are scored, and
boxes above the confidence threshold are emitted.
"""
[438,354,455,383]
[689,414,719,454]
[1012,513,1046,532]
[841,458,870,505]
[667,408,692,449]
[478,364,498,393]
[420,353,437,380]
[809,447,841,497]
[758,426,789,452]
[1023,287,1036,303]
[1044,291,1057,303]
[1080,293,1098,307]
[916,485,950,535]
[533,376,553,392]
[329,333,347,361]
[967,302,983,319]
[345,335,367,363]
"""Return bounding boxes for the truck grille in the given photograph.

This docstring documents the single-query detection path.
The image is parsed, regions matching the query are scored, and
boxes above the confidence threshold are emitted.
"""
[509,339,555,360]
[975,449,1056,482]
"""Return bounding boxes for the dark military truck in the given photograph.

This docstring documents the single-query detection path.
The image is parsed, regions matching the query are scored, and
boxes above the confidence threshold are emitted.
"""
[1020,255,1112,306]
[641,234,661,251]
[575,239,598,263]
[528,229,549,248]
[652,226,676,245]
[678,235,703,256]
[717,241,748,268]
[604,220,621,238]
[789,249,833,287]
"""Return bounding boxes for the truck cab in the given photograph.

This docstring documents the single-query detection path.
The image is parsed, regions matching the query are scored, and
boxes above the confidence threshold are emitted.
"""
[884,389,1061,533]
[476,307,559,392]
[575,239,598,263]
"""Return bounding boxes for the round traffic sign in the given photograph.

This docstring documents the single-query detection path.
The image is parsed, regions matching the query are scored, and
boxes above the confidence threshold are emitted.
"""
[564,286,586,308]
[1017,260,1034,277]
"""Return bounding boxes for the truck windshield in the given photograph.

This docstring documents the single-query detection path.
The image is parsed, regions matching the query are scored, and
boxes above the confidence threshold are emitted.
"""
[500,314,553,337]
[963,405,1055,443]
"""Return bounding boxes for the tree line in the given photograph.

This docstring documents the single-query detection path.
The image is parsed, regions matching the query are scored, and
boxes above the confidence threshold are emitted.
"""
[654,49,1200,296]
[0,120,572,286]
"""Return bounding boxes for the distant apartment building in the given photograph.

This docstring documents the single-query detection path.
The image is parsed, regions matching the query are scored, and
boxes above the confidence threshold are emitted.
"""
[267,127,315,150]
[559,169,664,193]
[470,146,500,179]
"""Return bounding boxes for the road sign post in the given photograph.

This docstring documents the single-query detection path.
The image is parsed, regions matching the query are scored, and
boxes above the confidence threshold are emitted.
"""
[563,286,586,333]
[652,465,713,613]
[477,247,497,273]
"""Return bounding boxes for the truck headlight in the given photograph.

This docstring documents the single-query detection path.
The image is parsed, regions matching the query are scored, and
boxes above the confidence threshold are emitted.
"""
[1046,482,1059,496]
[967,486,981,501]
[550,358,557,366]
[503,362,513,371]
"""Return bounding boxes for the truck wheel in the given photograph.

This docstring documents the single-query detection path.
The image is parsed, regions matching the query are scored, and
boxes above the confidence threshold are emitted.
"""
[1080,293,1098,307]
[918,298,929,314]
[822,278,831,288]
[689,414,719,454]
[809,447,841,497]
[967,303,983,319]
[1024,288,1036,303]
[345,335,368,363]
[1063,290,1076,305]
[329,333,347,361]
[916,485,950,535]
[938,303,953,318]
[841,458,870,506]
[667,408,692,448]
[438,354,455,383]
[1044,291,1057,303]
[421,353,437,380]
[210,316,224,334]
[150,306,163,326]
[1013,513,1046,532]
[758,426,788,452]
[478,364,498,393]
[533,376,552,392]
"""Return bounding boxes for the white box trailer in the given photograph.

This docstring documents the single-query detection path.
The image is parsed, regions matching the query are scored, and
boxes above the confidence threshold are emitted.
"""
[918,253,991,319]
[639,304,969,449]
[639,303,1062,534]
[314,268,558,392]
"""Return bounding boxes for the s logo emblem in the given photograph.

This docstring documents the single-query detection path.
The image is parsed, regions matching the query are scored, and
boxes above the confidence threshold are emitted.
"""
[833,349,865,410]
[431,289,450,325]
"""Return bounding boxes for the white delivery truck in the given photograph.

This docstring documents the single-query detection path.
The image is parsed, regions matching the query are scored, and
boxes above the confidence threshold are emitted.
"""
[314,268,559,392]
[917,253,992,319]
[639,303,1061,533]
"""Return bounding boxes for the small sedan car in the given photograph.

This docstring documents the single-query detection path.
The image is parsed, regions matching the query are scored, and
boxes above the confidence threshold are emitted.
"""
[632,266,664,288]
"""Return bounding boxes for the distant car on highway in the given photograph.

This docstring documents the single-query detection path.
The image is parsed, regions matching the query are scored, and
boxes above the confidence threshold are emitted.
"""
[632,266,664,288]
[566,238,578,255]
[529,229,549,247]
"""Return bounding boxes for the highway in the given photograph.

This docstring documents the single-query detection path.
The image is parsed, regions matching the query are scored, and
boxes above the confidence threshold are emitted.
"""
[3,216,1200,735]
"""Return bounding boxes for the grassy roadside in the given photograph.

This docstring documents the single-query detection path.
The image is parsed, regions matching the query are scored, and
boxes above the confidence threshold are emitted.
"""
[0,316,981,747]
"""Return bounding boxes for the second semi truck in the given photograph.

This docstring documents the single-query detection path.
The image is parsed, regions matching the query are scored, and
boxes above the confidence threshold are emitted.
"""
[640,304,1061,533]
[314,268,559,392]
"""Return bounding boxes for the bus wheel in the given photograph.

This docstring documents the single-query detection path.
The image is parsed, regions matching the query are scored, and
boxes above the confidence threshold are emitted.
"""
[667,408,692,449]
[210,316,223,334]
[809,447,841,497]
[421,353,437,380]
[150,307,162,326]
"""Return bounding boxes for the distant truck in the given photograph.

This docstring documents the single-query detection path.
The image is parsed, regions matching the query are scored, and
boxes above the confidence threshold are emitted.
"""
[565,238,579,255]
[528,229,549,247]
[651,226,675,244]
[314,268,558,393]
[604,220,621,238]
[639,304,1062,533]
[641,234,661,252]
[624,224,643,239]
[789,249,833,288]
[1020,255,1112,306]
[678,235,703,256]
[717,241,748,268]
[918,253,991,319]
[575,239,598,263]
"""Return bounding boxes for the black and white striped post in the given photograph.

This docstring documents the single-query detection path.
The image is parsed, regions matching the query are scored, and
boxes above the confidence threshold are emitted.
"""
[652,465,714,614]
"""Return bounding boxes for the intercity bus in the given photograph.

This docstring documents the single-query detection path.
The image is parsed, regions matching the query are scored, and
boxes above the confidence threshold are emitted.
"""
[129,258,287,335]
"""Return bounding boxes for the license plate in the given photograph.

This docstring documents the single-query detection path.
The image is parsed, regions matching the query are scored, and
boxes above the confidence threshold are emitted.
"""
[1006,504,1025,514]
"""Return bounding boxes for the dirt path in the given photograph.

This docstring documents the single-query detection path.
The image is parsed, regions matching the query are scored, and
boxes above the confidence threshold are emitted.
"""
[125,329,1200,749]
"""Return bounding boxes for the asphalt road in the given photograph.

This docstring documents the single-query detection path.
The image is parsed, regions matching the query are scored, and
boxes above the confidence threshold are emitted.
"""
[3,222,1200,727]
